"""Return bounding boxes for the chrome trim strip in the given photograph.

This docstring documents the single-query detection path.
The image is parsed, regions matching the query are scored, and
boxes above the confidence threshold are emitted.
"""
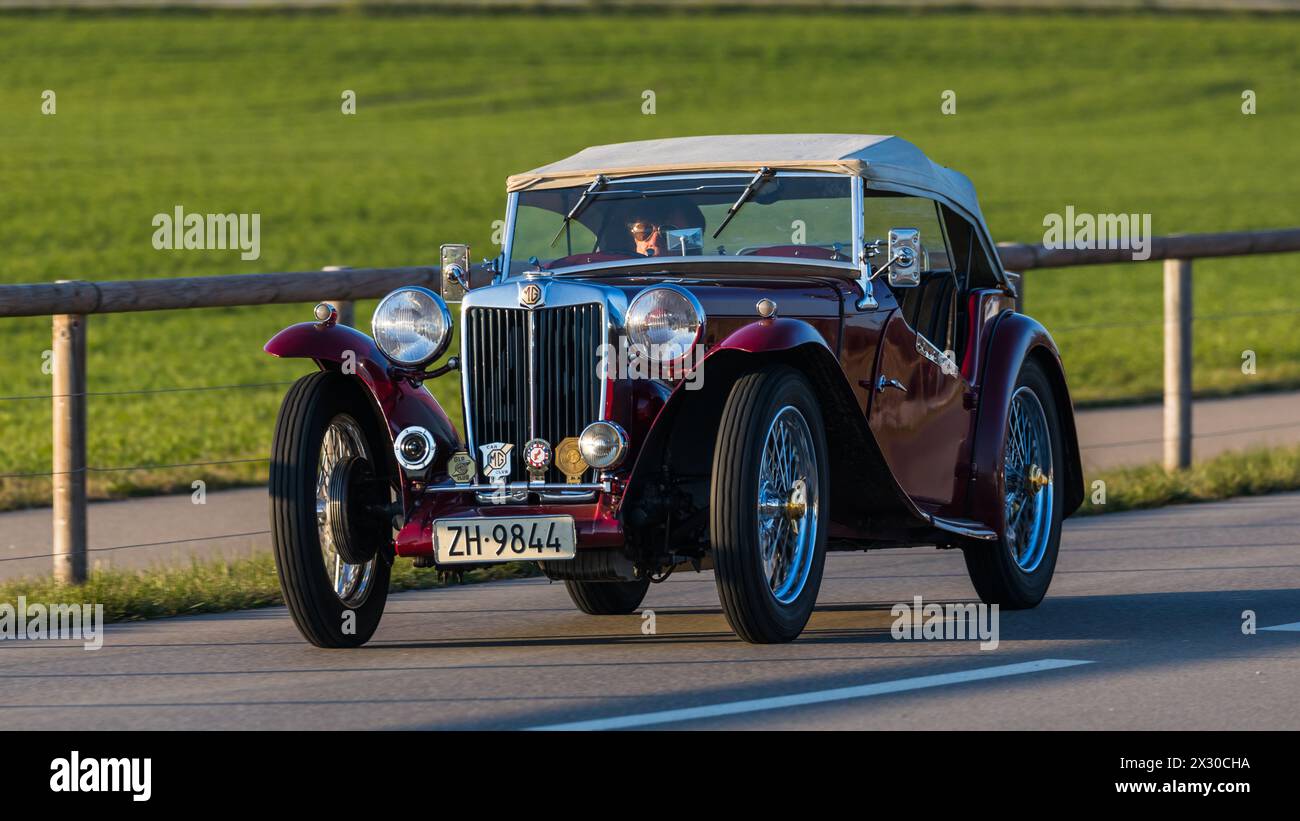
[425,480,612,494]
[930,515,998,541]
[852,176,878,310]
[915,333,960,377]
[542,255,859,279]
[527,308,538,439]
[500,191,518,281]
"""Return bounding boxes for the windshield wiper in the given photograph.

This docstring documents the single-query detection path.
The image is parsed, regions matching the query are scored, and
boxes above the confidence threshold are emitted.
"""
[549,174,608,247]
[711,167,774,239]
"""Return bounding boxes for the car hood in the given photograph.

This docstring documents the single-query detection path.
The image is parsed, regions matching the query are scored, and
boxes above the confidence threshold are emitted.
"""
[549,265,848,319]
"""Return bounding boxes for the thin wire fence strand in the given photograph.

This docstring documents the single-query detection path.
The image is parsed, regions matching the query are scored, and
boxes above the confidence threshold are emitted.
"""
[0,457,269,480]
[0,380,293,403]
[1079,419,1300,451]
[1051,306,1300,333]
[0,530,272,564]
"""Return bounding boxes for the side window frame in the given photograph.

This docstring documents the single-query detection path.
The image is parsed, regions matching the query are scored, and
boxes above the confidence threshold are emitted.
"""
[865,192,956,353]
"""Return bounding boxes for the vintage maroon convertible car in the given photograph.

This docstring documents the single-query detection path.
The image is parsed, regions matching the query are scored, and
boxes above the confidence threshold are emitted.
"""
[265,134,1083,647]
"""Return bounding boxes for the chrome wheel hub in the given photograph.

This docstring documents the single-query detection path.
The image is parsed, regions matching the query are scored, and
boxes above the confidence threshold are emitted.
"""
[1004,387,1055,573]
[756,406,819,605]
[316,415,377,607]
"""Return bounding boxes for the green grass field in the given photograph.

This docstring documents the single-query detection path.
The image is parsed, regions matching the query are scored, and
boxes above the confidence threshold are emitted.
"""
[1,8,1298,509]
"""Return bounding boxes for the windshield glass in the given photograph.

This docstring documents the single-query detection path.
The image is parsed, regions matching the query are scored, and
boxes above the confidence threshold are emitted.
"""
[508,173,853,275]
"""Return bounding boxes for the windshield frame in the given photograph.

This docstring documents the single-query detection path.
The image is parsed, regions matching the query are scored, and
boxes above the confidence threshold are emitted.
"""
[500,170,863,280]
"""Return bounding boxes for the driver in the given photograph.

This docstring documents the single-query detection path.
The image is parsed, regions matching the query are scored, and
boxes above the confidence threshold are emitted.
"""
[600,198,704,257]
[629,207,681,253]
[627,214,668,257]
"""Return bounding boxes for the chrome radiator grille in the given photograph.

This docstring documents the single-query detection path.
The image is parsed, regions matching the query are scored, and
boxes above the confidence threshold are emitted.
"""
[463,304,604,484]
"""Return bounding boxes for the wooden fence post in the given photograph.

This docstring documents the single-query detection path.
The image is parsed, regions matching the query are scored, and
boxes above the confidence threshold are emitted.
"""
[321,266,355,327]
[52,311,88,584]
[1163,259,1193,471]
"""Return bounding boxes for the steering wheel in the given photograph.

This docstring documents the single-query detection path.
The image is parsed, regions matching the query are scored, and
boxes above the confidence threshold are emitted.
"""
[543,251,642,268]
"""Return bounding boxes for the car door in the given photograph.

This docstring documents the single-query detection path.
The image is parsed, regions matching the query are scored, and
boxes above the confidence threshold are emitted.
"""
[863,194,975,510]
[870,310,973,509]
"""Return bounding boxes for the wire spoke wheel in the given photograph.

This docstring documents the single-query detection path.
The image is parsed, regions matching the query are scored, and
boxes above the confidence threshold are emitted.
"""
[962,360,1065,610]
[271,371,392,648]
[712,366,829,644]
[315,414,377,607]
[756,406,820,605]
[1003,386,1054,573]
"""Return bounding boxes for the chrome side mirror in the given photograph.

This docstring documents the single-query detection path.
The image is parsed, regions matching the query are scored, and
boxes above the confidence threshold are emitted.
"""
[440,243,470,303]
[886,228,921,288]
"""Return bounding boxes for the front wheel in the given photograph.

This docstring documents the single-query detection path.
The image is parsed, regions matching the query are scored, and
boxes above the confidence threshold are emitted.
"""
[963,359,1065,609]
[270,372,394,647]
[711,366,829,643]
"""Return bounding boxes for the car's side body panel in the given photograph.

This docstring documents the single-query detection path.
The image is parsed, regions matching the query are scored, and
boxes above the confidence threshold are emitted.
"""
[868,310,975,512]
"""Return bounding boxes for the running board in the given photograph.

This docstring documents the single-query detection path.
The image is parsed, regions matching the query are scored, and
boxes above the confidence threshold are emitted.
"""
[929,515,999,541]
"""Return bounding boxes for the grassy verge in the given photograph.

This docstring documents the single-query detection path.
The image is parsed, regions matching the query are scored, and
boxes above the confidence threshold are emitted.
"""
[0,554,540,624]
[1079,444,1300,515]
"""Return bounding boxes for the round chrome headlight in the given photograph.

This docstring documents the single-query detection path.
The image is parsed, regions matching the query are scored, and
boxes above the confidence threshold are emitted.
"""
[372,287,452,367]
[625,285,705,364]
[578,421,628,470]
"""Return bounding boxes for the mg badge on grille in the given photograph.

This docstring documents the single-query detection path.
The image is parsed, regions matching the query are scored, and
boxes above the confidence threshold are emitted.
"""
[447,451,476,486]
[523,438,552,484]
[479,442,514,485]
[519,282,544,308]
[556,437,586,485]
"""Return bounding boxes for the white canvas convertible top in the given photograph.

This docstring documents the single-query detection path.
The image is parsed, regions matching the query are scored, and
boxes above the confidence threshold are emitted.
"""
[505,133,988,231]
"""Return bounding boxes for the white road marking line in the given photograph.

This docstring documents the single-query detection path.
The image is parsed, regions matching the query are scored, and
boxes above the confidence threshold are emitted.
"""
[1261,622,1300,632]
[527,658,1094,731]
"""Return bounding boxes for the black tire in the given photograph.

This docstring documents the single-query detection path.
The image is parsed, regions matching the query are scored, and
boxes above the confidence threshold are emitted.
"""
[564,579,650,615]
[710,365,830,643]
[271,371,393,648]
[963,358,1065,609]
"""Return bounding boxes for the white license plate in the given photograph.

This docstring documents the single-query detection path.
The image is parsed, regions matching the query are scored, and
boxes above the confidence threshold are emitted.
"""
[434,515,577,564]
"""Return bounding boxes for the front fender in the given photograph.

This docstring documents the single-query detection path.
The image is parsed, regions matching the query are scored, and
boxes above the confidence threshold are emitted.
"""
[623,317,927,537]
[711,316,831,355]
[968,313,1084,535]
[265,322,462,471]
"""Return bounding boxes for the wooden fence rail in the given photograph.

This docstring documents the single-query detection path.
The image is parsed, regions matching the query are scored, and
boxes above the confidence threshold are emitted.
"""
[1000,228,1300,473]
[2,227,1299,582]
[0,266,439,318]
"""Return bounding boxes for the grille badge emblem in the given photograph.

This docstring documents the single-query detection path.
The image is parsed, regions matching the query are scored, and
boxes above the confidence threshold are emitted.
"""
[519,282,544,308]
[447,451,476,486]
[523,438,552,484]
[479,442,514,485]
[556,437,586,485]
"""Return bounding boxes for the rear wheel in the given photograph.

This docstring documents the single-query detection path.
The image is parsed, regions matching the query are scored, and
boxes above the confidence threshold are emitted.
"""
[711,366,829,643]
[564,579,650,615]
[963,359,1064,609]
[271,372,394,647]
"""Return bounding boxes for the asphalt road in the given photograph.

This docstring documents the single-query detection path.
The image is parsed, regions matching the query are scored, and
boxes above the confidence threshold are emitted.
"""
[1,492,1297,730]
[5,389,1300,581]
